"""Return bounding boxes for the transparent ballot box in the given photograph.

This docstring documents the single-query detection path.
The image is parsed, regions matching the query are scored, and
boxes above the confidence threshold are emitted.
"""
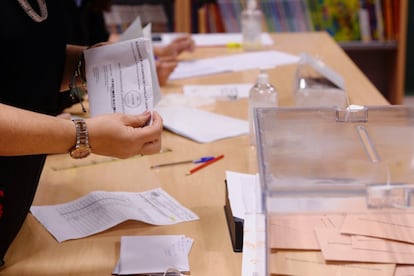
[254,105,414,275]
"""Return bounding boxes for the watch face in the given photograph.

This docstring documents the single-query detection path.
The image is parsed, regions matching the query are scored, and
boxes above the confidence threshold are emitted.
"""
[70,146,91,159]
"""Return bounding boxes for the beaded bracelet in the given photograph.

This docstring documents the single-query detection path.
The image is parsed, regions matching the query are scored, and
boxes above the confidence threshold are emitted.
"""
[69,52,87,113]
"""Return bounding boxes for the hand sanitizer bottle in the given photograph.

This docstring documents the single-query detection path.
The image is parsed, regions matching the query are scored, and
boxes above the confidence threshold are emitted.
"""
[241,0,263,51]
[248,70,278,146]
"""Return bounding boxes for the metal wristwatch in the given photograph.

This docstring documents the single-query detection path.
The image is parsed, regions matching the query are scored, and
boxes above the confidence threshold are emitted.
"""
[69,118,91,159]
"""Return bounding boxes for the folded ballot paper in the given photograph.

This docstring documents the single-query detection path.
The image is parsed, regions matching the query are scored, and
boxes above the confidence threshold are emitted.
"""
[113,235,193,275]
[155,105,248,143]
[84,37,161,117]
[30,188,199,242]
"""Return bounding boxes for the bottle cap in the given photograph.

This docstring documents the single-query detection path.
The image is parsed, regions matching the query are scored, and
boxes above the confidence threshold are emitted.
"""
[257,70,269,85]
[247,0,257,10]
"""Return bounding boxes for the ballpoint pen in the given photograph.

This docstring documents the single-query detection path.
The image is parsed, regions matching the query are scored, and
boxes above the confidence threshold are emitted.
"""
[186,154,224,175]
[150,156,214,169]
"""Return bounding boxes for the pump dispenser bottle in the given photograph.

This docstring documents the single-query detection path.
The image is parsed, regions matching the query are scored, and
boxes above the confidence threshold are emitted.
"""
[248,70,278,145]
[241,0,263,51]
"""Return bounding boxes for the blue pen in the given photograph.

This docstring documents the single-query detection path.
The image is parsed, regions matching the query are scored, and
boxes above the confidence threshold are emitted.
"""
[150,156,214,169]
[193,156,215,163]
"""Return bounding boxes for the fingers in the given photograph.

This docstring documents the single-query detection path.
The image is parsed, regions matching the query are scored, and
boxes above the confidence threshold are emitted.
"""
[173,35,195,46]
[130,111,163,155]
[150,111,163,129]
[158,56,178,63]
[122,110,151,128]
[86,111,163,158]
[155,34,195,58]
[172,36,195,55]
[156,59,177,86]
[140,137,162,155]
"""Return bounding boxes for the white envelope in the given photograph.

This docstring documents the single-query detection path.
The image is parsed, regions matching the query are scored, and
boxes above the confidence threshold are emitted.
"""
[156,105,248,143]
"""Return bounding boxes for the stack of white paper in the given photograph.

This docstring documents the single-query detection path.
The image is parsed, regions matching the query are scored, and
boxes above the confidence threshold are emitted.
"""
[153,32,274,47]
[183,83,253,100]
[155,106,248,143]
[113,235,193,275]
[169,50,299,80]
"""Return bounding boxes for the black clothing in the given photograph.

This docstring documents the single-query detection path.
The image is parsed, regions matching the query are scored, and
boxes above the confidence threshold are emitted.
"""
[63,0,110,46]
[0,0,66,265]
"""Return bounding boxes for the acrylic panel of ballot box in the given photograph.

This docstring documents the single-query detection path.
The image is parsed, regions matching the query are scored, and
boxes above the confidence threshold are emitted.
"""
[254,106,414,275]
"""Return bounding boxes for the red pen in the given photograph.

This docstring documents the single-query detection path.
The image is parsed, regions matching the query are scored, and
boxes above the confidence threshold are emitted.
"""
[185,154,224,175]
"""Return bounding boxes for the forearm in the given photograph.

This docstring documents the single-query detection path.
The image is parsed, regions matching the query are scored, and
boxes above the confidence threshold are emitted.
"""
[60,44,87,91]
[0,104,75,156]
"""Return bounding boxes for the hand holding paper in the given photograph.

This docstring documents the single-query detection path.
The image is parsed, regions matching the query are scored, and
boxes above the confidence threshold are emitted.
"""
[84,37,160,117]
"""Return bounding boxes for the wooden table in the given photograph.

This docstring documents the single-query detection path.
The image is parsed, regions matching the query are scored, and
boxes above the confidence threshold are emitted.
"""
[2,32,388,276]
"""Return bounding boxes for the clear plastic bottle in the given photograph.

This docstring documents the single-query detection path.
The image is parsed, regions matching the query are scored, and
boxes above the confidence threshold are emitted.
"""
[241,0,263,51]
[248,70,278,146]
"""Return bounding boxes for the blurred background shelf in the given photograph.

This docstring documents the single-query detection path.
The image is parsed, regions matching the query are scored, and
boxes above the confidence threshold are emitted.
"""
[104,0,410,105]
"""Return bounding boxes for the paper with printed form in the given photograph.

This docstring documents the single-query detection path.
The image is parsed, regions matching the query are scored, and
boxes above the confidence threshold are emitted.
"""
[30,188,199,242]
[113,235,193,275]
[84,37,160,117]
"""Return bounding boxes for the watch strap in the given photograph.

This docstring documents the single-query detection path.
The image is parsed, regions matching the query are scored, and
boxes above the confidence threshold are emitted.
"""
[70,118,91,159]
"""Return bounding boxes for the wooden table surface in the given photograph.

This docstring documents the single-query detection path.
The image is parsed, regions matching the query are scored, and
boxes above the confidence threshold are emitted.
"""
[2,32,388,276]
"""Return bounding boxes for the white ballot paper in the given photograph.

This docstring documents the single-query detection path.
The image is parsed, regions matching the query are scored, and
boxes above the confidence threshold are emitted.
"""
[113,235,193,275]
[84,37,161,117]
[30,188,199,242]
[183,83,253,100]
[169,50,299,80]
[155,105,248,143]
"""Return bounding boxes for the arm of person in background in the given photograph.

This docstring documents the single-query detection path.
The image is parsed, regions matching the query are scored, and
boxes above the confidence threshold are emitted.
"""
[152,34,195,86]
[154,34,195,58]
[156,56,178,86]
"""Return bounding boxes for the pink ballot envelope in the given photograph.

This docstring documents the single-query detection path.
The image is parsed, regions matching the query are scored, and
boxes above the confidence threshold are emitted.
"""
[394,265,414,276]
[269,251,395,276]
[269,214,345,250]
[340,212,414,244]
[352,235,414,254]
[315,228,414,264]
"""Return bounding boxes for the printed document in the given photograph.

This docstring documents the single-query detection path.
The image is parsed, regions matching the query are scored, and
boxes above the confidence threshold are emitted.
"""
[113,235,193,275]
[30,188,199,242]
[84,37,160,117]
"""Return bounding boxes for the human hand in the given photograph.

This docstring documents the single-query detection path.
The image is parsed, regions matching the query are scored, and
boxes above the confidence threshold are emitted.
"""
[86,111,163,158]
[156,56,178,86]
[155,34,195,58]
